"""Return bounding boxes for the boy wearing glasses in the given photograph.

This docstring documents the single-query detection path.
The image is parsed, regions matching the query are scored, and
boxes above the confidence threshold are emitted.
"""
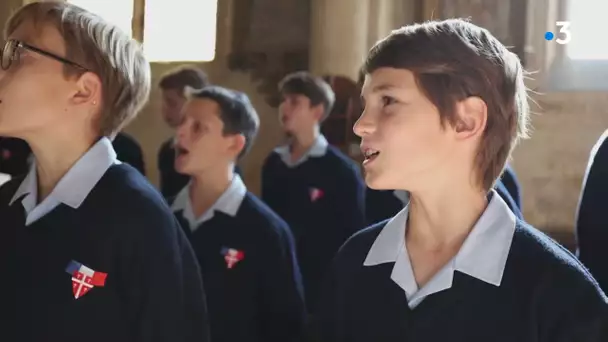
[0,2,210,342]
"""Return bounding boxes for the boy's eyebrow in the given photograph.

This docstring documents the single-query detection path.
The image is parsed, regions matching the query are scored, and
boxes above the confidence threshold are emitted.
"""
[371,84,399,92]
[362,83,400,94]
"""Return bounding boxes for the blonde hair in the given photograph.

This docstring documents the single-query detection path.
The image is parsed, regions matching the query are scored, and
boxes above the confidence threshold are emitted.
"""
[5,1,151,136]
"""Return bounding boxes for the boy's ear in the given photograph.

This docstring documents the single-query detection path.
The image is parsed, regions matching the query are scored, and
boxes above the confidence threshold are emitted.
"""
[71,72,102,108]
[453,96,487,140]
[228,134,246,158]
[311,103,325,121]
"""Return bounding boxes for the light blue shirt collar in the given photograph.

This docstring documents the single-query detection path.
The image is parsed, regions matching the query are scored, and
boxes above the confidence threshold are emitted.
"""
[364,189,517,308]
[393,190,409,205]
[274,135,328,167]
[0,173,10,186]
[9,137,118,226]
[171,174,247,231]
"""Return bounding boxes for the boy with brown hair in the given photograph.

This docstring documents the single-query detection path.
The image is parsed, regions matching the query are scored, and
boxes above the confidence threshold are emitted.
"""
[171,86,306,342]
[312,19,608,341]
[0,2,209,341]
[261,71,366,312]
[157,66,210,198]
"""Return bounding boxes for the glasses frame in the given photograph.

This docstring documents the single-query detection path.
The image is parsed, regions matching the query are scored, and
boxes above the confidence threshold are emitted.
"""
[1,39,88,71]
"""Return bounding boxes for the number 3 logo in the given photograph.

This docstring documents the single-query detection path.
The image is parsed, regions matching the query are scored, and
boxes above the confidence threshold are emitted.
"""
[555,21,571,45]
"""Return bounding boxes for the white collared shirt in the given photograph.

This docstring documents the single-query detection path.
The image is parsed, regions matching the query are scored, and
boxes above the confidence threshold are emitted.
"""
[9,137,118,226]
[0,172,10,186]
[364,190,517,309]
[393,190,409,205]
[273,135,329,168]
[171,174,247,231]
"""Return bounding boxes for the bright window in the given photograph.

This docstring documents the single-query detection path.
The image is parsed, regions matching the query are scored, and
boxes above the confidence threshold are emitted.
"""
[566,1,608,60]
[143,0,217,62]
[67,0,134,37]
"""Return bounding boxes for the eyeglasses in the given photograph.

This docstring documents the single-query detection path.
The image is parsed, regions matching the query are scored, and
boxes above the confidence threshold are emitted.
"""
[1,39,88,71]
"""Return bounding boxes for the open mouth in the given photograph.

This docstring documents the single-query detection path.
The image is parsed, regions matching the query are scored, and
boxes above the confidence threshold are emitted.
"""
[362,148,380,165]
[175,145,189,157]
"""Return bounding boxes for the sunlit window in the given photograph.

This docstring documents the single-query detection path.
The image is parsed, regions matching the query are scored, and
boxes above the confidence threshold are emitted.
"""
[143,0,217,62]
[566,1,608,60]
[67,0,134,37]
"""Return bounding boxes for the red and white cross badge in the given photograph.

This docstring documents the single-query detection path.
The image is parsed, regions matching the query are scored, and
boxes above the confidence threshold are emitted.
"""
[309,187,324,202]
[221,247,245,269]
[65,260,107,299]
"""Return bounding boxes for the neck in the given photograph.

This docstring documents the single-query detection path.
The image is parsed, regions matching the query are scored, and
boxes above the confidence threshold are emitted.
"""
[27,130,98,203]
[406,180,487,250]
[189,164,234,217]
[290,125,320,156]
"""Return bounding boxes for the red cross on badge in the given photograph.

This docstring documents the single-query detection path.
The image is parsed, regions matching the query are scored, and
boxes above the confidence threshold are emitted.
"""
[309,187,324,202]
[221,247,245,269]
[1,149,10,160]
[65,260,107,299]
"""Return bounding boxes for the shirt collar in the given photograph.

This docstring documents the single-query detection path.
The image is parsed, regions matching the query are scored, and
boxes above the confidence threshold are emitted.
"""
[274,134,328,167]
[364,189,517,287]
[0,173,11,186]
[9,137,118,222]
[172,173,247,230]
[393,190,409,205]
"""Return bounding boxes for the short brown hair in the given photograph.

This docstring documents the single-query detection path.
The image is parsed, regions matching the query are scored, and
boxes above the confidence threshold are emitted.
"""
[5,1,152,137]
[278,71,335,121]
[159,66,209,93]
[187,86,259,159]
[364,19,530,191]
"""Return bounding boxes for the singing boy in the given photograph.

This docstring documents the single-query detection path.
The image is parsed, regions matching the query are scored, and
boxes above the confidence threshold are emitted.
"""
[261,72,366,311]
[313,19,608,341]
[171,86,306,342]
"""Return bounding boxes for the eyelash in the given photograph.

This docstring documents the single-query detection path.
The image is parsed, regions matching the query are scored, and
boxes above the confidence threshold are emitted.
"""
[381,96,396,107]
[359,95,398,110]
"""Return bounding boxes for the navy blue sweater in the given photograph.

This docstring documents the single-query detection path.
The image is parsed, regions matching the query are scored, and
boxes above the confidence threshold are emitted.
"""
[577,131,608,293]
[495,180,523,219]
[112,132,146,176]
[0,164,210,342]
[501,164,522,210]
[174,193,306,342]
[312,220,608,342]
[158,137,190,199]
[261,146,366,311]
[0,137,31,177]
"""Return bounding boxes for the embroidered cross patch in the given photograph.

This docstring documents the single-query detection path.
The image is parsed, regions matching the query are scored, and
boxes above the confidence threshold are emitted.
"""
[220,247,245,269]
[65,261,107,299]
[309,187,324,202]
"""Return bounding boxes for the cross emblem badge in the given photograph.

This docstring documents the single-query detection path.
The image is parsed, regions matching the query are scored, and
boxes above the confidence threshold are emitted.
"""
[220,247,245,269]
[309,187,324,202]
[1,149,10,160]
[65,260,107,299]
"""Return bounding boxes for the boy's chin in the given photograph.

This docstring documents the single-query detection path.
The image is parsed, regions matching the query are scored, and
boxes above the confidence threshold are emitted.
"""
[365,173,398,191]
[174,160,191,176]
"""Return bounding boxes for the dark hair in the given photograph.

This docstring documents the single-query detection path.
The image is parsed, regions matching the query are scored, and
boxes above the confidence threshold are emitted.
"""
[278,71,335,121]
[159,66,209,93]
[364,18,530,191]
[187,86,259,159]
